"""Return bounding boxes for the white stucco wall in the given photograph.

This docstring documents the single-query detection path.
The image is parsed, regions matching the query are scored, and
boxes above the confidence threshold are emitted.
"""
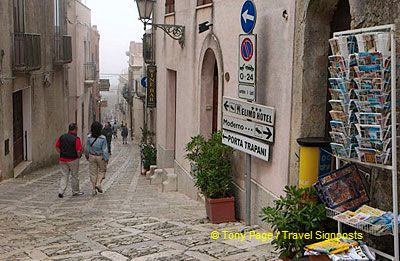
[154,0,296,198]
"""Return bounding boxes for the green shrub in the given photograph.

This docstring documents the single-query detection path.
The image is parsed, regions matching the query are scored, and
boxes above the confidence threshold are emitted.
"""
[261,185,327,259]
[185,131,233,199]
[142,143,156,170]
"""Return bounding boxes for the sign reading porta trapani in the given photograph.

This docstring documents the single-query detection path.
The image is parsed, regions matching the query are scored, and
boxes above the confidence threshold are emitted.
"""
[222,130,270,161]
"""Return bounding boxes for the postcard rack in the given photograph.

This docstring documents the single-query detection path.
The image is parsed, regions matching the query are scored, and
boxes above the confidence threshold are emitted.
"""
[328,25,398,261]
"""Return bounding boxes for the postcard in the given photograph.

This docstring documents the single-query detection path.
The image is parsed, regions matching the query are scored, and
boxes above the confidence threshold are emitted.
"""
[329,100,346,112]
[330,110,347,122]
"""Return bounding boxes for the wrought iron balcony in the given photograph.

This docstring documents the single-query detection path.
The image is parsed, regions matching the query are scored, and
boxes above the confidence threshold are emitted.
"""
[54,34,72,65]
[84,62,97,83]
[13,33,41,71]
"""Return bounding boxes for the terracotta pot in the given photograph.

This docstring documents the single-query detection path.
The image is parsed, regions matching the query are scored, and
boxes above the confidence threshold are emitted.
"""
[205,196,236,224]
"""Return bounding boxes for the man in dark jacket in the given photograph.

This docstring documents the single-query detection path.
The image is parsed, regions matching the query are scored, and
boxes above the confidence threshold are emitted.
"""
[56,123,83,198]
[121,124,128,144]
[102,122,113,155]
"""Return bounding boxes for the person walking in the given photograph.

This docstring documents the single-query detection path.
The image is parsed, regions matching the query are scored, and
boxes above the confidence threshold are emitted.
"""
[85,121,109,196]
[102,122,113,155]
[56,123,84,198]
[112,120,118,139]
[121,124,128,144]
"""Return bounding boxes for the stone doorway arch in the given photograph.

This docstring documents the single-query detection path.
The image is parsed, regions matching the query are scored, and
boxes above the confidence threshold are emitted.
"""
[289,0,351,184]
[198,34,224,138]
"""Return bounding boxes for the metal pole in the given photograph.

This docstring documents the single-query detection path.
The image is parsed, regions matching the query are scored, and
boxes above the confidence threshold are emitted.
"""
[390,26,398,261]
[245,153,252,226]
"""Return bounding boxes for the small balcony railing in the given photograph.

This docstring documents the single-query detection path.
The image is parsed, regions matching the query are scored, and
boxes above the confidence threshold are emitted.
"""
[13,32,41,71]
[84,63,96,82]
[54,34,72,65]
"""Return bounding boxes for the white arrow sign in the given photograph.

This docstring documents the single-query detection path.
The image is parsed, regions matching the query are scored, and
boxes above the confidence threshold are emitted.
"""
[223,115,274,143]
[223,96,275,126]
[222,130,270,161]
[242,9,255,23]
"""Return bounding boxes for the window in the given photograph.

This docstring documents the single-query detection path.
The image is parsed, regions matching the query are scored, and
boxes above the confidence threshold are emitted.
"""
[197,0,212,6]
[165,0,174,14]
[13,0,25,33]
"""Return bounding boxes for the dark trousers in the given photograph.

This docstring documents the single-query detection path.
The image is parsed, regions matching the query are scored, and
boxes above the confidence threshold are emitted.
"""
[107,141,111,154]
[122,136,127,144]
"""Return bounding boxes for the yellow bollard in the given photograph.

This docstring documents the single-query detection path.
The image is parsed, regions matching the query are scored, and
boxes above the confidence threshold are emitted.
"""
[297,137,331,188]
[298,146,319,188]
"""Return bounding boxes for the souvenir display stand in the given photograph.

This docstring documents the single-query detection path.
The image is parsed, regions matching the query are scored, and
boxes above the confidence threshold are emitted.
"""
[325,25,398,260]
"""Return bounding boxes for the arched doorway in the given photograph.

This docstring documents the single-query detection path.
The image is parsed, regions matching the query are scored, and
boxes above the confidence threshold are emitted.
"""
[289,0,351,184]
[200,48,219,137]
[301,0,350,137]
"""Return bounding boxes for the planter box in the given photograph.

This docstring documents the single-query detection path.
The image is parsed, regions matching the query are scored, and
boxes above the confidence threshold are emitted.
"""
[205,196,236,224]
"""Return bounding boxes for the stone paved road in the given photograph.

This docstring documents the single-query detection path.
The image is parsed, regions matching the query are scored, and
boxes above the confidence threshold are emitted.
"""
[0,141,278,260]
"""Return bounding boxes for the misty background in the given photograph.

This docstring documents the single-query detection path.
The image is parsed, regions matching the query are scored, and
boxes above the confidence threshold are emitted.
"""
[85,0,144,86]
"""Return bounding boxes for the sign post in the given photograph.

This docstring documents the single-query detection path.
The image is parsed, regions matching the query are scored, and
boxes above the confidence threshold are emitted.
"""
[240,0,257,227]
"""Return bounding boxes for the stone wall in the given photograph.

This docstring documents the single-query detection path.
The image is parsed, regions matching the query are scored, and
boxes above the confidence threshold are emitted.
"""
[292,0,400,254]
[0,0,69,179]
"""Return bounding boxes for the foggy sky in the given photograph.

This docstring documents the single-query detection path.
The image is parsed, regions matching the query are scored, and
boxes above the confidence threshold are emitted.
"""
[85,0,144,85]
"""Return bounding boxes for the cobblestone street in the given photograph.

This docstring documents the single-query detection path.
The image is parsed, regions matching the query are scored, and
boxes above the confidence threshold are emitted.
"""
[0,141,277,260]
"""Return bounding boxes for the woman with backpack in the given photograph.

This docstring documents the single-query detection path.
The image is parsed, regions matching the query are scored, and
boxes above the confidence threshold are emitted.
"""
[85,121,109,196]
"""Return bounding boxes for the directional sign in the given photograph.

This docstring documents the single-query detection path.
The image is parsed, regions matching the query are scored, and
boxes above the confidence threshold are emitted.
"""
[239,34,256,85]
[223,115,274,142]
[141,77,147,88]
[223,96,275,126]
[241,0,256,34]
[223,130,269,161]
[238,84,255,101]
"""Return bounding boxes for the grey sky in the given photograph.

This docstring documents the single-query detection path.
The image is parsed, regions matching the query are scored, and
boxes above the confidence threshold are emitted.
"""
[84,0,144,84]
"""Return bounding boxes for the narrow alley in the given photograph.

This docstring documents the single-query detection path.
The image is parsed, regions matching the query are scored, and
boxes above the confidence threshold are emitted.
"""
[0,141,276,260]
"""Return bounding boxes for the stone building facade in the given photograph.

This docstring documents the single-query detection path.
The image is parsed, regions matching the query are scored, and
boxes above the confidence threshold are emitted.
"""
[0,0,71,179]
[152,0,400,230]
[67,0,100,144]
[0,0,100,181]
[153,0,296,225]
[127,41,145,141]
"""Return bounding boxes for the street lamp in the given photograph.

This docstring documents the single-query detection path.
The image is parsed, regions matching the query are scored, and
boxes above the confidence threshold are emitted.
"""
[134,0,185,48]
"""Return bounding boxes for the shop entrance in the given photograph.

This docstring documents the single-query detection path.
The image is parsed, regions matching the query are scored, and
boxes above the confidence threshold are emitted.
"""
[13,90,24,167]
[301,0,350,137]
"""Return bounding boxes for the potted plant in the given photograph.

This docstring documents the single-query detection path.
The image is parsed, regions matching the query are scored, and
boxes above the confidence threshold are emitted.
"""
[140,126,156,174]
[185,131,235,223]
[142,143,157,171]
[261,185,327,260]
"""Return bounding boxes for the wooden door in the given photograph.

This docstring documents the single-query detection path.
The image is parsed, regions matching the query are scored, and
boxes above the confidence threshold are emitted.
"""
[212,61,218,133]
[13,91,24,166]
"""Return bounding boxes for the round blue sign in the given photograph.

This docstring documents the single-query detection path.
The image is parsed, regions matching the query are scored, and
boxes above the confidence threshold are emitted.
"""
[141,77,147,88]
[240,0,256,34]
